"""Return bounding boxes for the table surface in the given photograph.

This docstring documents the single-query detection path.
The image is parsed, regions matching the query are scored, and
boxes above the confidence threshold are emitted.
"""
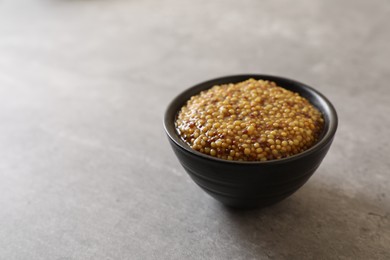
[1,0,389,259]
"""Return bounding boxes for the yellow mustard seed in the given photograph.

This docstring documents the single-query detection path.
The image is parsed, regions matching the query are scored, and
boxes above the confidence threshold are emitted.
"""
[175,79,324,161]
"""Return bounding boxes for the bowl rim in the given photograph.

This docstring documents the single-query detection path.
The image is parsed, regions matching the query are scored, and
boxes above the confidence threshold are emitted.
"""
[163,74,338,165]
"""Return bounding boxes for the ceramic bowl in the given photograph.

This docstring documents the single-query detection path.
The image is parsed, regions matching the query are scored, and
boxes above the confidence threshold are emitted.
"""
[164,74,338,208]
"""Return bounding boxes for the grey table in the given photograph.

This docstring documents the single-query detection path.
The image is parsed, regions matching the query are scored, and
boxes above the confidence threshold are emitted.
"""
[1,0,389,259]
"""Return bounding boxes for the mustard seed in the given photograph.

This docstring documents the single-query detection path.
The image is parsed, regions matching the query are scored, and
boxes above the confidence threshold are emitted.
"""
[175,79,324,161]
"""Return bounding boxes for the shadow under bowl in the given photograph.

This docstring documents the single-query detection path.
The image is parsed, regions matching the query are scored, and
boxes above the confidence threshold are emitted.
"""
[164,74,338,208]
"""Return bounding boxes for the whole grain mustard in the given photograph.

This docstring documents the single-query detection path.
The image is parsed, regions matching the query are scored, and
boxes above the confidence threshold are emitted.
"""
[175,79,324,161]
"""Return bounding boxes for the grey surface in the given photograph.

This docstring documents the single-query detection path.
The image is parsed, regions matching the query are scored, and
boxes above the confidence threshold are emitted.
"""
[0,0,389,259]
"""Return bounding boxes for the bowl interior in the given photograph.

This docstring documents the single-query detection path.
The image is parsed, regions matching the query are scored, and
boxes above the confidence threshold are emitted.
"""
[164,74,338,164]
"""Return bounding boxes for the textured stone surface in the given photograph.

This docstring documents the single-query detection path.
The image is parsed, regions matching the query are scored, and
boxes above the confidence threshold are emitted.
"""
[0,0,389,259]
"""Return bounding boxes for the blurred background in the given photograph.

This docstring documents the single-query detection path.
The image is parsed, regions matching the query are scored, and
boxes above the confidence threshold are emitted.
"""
[0,0,389,259]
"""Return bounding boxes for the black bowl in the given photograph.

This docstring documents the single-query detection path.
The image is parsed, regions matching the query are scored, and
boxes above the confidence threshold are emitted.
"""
[164,75,338,208]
